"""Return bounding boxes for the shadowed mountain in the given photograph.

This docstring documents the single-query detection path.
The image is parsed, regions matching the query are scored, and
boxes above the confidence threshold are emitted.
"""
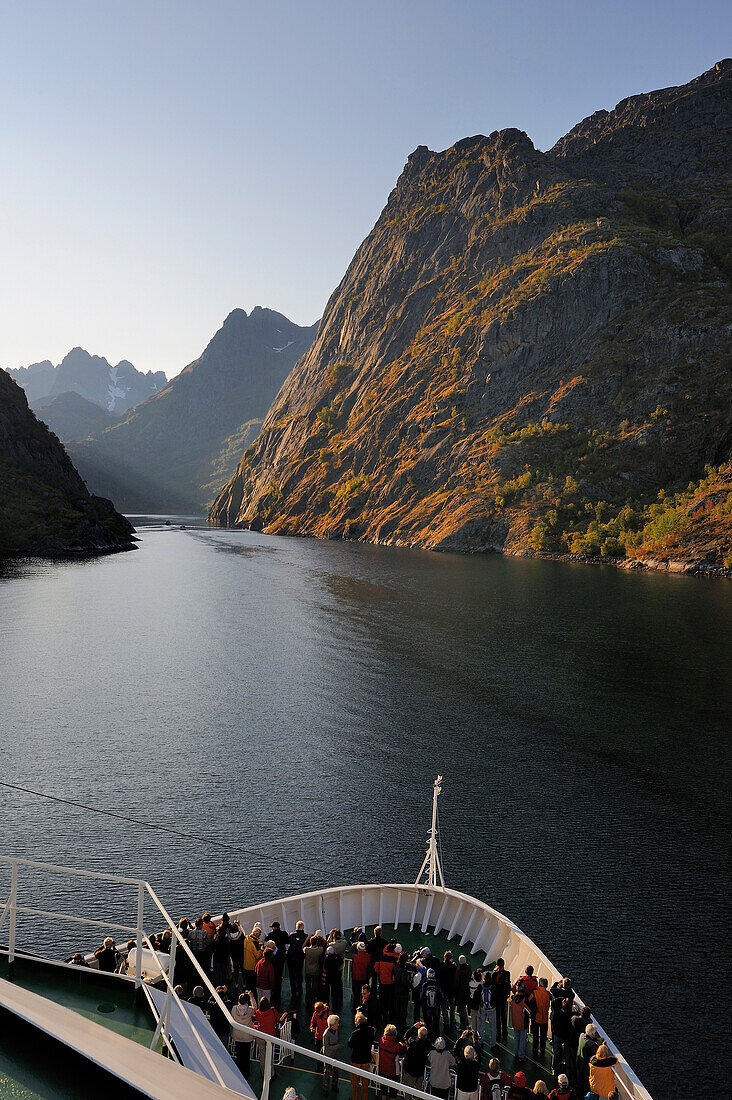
[34,391,121,442]
[210,61,732,574]
[0,369,135,559]
[67,307,318,511]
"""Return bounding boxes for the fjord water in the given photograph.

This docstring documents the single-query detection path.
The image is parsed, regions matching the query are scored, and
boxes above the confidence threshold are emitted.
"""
[1,520,729,1099]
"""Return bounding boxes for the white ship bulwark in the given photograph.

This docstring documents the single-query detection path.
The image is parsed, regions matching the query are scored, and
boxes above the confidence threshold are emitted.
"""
[225,879,650,1100]
[223,780,650,1100]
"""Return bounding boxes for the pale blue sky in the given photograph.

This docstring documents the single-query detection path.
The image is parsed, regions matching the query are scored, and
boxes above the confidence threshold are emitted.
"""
[1,0,728,377]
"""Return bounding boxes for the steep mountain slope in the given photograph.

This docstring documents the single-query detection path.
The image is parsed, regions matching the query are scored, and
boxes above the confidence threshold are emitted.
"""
[0,369,135,558]
[210,61,732,573]
[67,308,318,511]
[34,391,121,442]
[8,348,166,414]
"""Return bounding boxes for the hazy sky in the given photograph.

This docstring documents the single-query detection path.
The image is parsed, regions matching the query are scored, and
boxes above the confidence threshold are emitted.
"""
[1,1,728,378]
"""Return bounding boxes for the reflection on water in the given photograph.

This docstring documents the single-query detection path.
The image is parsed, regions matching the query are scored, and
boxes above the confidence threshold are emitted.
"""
[0,521,730,1100]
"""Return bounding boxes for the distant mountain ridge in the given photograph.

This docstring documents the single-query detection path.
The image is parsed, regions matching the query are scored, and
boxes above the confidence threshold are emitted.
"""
[68,307,318,511]
[8,348,166,414]
[210,60,732,574]
[34,391,122,443]
[0,369,135,558]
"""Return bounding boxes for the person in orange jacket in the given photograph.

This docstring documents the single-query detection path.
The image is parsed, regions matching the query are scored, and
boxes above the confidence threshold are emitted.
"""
[587,1044,618,1098]
[530,977,551,1062]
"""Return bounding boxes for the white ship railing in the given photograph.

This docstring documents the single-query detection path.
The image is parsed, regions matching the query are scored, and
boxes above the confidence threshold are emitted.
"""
[0,857,449,1100]
[0,856,653,1100]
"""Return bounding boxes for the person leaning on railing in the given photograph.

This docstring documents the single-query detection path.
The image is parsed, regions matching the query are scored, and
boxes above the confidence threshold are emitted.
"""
[586,1044,618,1100]
[94,937,118,972]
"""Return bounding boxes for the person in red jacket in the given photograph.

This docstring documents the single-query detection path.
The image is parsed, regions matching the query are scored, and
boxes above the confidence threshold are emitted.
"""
[311,1000,330,1054]
[377,1023,404,1095]
[504,1070,532,1099]
[255,996,280,1070]
[312,1002,330,1043]
[481,1055,511,1098]
[255,948,275,1002]
[374,948,397,1023]
[515,965,539,1000]
[351,942,371,1007]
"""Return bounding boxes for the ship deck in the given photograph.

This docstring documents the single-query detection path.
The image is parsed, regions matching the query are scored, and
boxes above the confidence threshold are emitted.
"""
[247,922,555,1098]
[0,955,157,1100]
[0,923,555,1099]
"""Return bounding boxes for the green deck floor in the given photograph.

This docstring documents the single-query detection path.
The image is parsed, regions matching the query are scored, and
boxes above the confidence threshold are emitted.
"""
[0,955,157,1046]
[0,955,158,1100]
[0,1007,144,1100]
[243,923,554,1100]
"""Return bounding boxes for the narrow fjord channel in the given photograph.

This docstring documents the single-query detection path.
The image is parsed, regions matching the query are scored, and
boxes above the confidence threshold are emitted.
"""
[1,518,730,1099]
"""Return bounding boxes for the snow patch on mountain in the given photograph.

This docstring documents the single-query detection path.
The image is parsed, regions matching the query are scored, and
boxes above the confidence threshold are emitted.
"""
[107,365,128,412]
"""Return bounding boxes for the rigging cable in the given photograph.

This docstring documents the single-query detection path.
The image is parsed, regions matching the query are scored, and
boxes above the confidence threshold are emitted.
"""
[0,778,337,880]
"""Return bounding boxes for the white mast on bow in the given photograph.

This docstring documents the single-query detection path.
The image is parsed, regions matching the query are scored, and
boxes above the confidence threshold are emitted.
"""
[415,775,445,888]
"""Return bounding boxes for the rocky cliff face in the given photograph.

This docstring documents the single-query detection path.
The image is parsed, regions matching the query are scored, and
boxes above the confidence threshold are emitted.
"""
[8,348,166,414]
[210,61,732,572]
[67,308,318,511]
[0,369,135,558]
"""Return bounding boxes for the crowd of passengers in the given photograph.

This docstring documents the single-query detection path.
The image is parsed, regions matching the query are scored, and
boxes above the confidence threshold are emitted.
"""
[84,918,619,1100]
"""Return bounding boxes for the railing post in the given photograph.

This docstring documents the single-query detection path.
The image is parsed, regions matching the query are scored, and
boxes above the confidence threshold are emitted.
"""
[162,935,176,1044]
[8,861,18,979]
[135,882,145,988]
[261,1037,274,1100]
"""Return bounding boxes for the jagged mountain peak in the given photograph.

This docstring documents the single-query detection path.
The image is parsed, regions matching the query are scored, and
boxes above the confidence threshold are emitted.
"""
[67,306,319,512]
[8,347,166,415]
[551,56,731,166]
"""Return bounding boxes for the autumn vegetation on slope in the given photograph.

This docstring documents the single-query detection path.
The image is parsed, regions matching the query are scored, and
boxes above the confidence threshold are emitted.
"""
[210,62,732,573]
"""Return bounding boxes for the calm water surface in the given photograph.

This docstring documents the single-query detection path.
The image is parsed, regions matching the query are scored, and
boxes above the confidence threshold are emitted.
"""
[1,519,730,1099]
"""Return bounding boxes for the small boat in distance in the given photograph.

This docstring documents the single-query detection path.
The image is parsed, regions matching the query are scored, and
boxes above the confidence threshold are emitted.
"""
[0,779,652,1099]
